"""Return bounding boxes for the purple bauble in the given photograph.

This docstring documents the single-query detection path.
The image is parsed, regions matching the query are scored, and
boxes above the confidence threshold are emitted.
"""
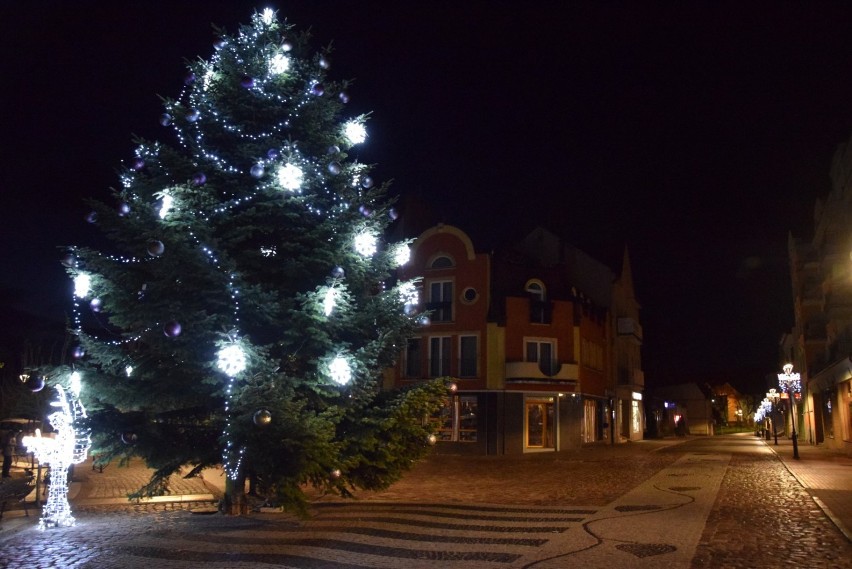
[60,253,76,268]
[184,72,196,85]
[159,113,172,127]
[267,148,279,160]
[213,37,227,50]
[185,108,200,122]
[310,83,324,96]
[29,375,45,393]
[147,240,165,257]
[328,162,341,175]
[327,145,340,155]
[163,320,182,338]
[318,56,330,70]
[418,315,431,327]
[240,75,255,89]
[361,176,374,188]
[192,172,207,185]
[339,91,350,104]
[85,211,98,224]
[359,205,372,217]
[331,266,345,278]
[121,432,138,445]
[90,298,102,313]
[388,208,399,221]
[72,345,85,359]
[132,157,145,170]
[250,164,265,178]
[118,202,131,216]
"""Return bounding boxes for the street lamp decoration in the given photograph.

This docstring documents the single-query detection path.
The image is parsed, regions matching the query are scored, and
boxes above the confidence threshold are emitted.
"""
[22,371,92,529]
[777,364,801,395]
[777,363,801,460]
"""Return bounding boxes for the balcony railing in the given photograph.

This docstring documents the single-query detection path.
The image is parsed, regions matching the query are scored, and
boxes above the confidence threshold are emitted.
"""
[505,361,579,382]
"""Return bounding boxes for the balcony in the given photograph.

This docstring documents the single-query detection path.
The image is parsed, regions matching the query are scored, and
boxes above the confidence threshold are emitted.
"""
[617,318,643,344]
[505,360,579,384]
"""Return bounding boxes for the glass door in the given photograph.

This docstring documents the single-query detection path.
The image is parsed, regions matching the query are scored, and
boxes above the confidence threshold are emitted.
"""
[525,397,555,450]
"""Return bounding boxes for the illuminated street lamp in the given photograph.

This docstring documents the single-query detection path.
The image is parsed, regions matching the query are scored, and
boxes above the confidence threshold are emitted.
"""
[777,364,801,460]
[766,388,780,445]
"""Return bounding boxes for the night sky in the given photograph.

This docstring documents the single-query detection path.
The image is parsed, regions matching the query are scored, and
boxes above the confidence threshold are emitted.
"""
[4,1,852,394]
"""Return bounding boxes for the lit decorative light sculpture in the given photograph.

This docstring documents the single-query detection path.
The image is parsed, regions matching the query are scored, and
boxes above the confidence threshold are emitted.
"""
[158,190,174,219]
[277,163,304,191]
[343,121,367,145]
[353,230,377,257]
[217,344,247,377]
[328,355,352,385]
[393,244,411,267]
[777,363,801,460]
[22,373,91,529]
[269,53,290,75]
[73,273,91,298]
[323,287,339,317]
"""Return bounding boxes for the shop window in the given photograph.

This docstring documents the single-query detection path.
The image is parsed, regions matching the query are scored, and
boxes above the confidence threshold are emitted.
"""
[433,395,478,442]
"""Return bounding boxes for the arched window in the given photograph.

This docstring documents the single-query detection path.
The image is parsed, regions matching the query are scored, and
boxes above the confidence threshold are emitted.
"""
[430,255,454,269]
[525,280,550,324]
[525,280,545,301]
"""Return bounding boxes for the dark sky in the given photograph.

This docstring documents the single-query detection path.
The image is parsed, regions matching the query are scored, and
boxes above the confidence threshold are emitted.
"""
[4,1,852,393]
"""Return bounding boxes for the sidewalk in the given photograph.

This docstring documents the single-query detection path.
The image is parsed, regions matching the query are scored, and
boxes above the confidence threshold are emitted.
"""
[762,434,852,541]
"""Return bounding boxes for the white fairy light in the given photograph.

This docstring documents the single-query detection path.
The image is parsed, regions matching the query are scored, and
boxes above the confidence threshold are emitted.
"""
[277,163,304,191]
[260,8,275,25]
[354,230,377,257]
[329,355,352,385]
[73,273,91,298]
[125,365,133,377]
[393,243,411,266]
[260,246,277,257]
[217,344,247,377]
[269,53,290,75]
[343,121,367,145]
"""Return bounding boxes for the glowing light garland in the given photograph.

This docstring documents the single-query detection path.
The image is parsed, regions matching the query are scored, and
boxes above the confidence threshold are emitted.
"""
[328,355,352,385]
[22,374,91,529]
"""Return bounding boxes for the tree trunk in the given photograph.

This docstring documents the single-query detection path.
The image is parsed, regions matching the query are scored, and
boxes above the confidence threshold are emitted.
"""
[222,474,248,515]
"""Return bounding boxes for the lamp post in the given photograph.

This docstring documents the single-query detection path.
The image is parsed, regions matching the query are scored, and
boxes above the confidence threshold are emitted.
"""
[766,389,780,445]
[777,363,800,460]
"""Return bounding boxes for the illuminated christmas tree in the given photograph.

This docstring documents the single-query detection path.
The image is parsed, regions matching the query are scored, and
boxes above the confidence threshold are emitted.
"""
[62,8,448,514]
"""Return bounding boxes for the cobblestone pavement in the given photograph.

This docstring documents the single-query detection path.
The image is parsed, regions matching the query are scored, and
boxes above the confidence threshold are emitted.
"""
[0,435,849,568]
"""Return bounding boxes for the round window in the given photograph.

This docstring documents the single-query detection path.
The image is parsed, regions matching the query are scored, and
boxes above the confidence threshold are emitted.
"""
[462,287,478,303]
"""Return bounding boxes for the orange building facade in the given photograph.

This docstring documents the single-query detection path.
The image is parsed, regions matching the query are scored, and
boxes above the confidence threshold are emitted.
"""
[389,224,645,454]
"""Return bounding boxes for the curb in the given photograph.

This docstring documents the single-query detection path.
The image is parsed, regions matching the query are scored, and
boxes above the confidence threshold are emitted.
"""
[762,439,852,543]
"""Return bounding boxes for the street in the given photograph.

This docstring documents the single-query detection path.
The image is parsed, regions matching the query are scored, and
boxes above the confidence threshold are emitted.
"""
[0,434,849,568]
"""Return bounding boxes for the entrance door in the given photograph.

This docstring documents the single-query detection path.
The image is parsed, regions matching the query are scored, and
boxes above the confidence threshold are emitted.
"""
[525,398,555,450]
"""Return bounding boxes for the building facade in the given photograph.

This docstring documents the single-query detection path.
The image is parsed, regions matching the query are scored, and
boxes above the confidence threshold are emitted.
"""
[390,224,645,454]
[787,133,852,456]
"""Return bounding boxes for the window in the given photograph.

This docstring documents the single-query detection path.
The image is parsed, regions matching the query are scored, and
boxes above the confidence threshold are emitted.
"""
[525,280,550,324]
[459,335,478,377]
[433,395,478,442]
[428,280,453,322]
[430,336,451,377]
[526,338,556,375]
[430,255,454,269]
[404,338,422,378]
